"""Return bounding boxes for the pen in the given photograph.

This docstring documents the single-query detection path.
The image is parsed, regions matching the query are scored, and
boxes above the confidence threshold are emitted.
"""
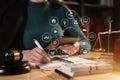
[52,57,73,64]
[33,39,44,50]
[55,69,73,79]
[33,39,51,62]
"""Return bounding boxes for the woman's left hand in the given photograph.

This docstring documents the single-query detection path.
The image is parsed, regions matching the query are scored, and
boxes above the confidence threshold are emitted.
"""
[57,42,80,55]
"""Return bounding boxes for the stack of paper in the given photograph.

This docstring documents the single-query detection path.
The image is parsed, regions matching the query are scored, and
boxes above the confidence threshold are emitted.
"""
[39,57,112,76]
[61,57,112,76]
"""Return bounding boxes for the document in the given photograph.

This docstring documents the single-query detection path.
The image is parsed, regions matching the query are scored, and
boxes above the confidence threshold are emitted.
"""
[39,57,112,71]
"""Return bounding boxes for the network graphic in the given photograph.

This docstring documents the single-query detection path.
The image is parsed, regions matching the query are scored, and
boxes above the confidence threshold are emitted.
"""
[41,10,93,55]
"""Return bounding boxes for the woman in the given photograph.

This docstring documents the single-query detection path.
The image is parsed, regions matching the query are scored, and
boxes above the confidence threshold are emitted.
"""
[0,0,91,67]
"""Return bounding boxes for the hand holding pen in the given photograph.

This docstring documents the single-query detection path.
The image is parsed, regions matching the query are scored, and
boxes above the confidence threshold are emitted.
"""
[33,39,51,62]
[22,39,51,68]
[34,39,73,63]
[22,39,72,68]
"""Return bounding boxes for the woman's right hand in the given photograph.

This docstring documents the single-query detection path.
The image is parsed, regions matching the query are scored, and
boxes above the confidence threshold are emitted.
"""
[22,47,50,68]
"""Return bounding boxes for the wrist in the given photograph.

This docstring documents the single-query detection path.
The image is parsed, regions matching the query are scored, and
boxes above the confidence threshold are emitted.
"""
[22,50,31,61]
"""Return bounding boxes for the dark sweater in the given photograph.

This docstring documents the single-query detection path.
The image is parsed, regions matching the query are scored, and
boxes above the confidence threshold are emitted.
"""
[24,1,91,53]
[0,0,91,53]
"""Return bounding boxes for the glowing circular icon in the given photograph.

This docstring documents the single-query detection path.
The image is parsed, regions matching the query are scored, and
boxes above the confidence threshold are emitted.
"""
[81,41,86,46]
[66,10,76,19]
[48,50,57,55]
[81,16,90,25]
[72,19,79,26]
[82,28,87,32]
[47,49,66,55]
[88,32,96,41]
[49,16,59,26]
[51,28,59,35]
[51,38,60,47]
[41,32,52,42]
[60,18,69,27]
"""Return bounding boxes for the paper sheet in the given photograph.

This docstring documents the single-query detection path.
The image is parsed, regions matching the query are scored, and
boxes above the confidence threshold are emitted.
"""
[39,57,112,70]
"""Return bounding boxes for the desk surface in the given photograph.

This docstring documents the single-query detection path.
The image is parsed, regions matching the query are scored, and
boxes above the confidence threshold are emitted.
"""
[0,52,120,80]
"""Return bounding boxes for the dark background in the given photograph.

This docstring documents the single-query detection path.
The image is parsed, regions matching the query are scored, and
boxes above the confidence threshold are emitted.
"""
[61,0,120,52]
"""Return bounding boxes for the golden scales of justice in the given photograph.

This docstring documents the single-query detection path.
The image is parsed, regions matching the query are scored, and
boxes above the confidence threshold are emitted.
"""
[92,17,120,52]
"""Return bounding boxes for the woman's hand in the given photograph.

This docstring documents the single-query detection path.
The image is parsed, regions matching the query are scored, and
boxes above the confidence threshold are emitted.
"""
[22,47,50,67]
[58,42,80,55]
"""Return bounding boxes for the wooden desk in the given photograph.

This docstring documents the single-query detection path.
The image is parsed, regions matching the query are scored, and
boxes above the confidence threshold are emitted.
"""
[0,52,120,80]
